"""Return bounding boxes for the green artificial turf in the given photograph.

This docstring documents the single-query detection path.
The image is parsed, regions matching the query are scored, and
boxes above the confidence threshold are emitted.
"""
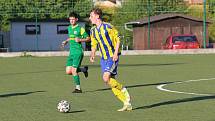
[0,54,215,121]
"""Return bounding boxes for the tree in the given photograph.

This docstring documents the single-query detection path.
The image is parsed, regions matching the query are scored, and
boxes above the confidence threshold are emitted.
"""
[0,0,93,31]
[74,0,93,18]
[208,0,215,43]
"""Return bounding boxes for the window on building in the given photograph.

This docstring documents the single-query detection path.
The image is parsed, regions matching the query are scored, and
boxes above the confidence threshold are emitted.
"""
[25,25,40,35]
[57,24,69,34]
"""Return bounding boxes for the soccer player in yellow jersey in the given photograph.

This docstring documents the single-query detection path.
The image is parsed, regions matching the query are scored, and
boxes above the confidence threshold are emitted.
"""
[89,8,132,111]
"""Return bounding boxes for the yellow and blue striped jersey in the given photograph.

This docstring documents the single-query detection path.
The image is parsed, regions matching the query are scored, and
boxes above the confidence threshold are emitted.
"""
[90,22,121,60]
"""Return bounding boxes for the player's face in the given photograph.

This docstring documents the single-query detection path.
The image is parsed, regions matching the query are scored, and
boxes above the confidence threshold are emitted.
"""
[89,12,98,24]
[69,17,78,26]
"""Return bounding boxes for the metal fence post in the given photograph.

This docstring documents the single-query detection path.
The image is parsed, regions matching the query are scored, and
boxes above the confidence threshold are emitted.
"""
[147,0,151,49]
[203,0,206,48]
[35,7,39,51]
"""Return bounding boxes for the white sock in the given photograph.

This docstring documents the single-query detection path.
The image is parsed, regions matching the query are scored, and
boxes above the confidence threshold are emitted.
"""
[122,87,131,103]
[122,87,126,92]
[76,85,81,90]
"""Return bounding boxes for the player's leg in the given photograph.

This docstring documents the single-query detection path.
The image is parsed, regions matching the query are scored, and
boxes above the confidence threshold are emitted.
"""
[65,55,81,92]
[110,61,132,111]
[101,58,132,111]
[110,57,131,104]
[71,67,82,93]
[80,66,88,78]
[103,72,125,102]
[71,54,84,93]
[66,66,73,75]
[66,56,73,75]
[76,54,88,78]
[103,72,132,111]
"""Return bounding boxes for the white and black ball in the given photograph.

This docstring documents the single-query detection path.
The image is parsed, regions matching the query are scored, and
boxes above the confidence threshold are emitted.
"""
[57,100,70,113]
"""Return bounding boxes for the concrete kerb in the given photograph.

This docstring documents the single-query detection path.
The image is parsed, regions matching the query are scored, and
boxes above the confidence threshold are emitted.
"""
[1,49,215,57]
[121,49,215,55]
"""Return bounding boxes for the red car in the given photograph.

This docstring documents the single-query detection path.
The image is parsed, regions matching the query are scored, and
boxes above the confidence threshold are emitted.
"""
[163,34,200,49]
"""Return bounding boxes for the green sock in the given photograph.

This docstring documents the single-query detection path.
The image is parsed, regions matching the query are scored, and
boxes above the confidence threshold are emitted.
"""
[73,75,80,85]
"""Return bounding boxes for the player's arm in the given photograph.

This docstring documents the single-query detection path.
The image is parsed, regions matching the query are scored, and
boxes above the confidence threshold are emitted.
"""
[113,39,120,61]
[90,29,98,63]
[75,28,90,42]
[90,47,96,63]
[61,38,71,48]
[75,37,90,42]
[110,25,120,61]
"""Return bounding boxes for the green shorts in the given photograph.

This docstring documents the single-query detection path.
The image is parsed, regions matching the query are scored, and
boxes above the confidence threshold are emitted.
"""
[66,53,83,68]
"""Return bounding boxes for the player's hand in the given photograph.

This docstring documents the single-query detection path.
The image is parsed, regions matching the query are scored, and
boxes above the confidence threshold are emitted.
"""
[90,56,95,63]
[61,41,67,48]
[112,53,118,61]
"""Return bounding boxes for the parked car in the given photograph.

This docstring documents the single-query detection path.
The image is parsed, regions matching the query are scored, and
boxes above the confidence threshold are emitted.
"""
[163,34,200,49]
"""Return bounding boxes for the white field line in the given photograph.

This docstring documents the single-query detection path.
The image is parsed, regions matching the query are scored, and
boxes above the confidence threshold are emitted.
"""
[157,78,215,96]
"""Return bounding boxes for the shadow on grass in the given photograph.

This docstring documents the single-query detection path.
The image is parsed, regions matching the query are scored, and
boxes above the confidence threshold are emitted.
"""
[0,91,46,98]
[133,95,215,110]
[87,62,185,68]
[120,63,185,67]
[0,69,64,76]
[0,63,184,77]
[85,82,174,93]
[67,110,86,113]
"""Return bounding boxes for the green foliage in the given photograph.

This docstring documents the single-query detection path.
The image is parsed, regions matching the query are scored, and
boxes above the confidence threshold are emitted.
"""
[208,1,215,43]
[186,1,215,43]
[209,22,215,43]
[74,0,93,18]
[0,0,93,31]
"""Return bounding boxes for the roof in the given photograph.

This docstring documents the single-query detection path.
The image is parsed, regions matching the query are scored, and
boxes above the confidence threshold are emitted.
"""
[125,13,210,25]
[11,19,67,22]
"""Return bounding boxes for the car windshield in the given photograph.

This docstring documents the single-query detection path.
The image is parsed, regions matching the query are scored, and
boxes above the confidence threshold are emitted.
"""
[173,36,197,43]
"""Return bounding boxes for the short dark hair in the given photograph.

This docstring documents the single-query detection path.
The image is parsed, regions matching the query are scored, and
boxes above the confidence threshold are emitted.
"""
[69,12,79,18]
[91,8,103,19]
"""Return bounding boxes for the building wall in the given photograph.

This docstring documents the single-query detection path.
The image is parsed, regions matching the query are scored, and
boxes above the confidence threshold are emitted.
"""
[133,17,209,50]
[10,21,86,52]
[133,26,146,49]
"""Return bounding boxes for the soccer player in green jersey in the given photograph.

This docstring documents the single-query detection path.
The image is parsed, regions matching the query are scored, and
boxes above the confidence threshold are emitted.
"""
[61,12,90,93]
[89,8,132,111]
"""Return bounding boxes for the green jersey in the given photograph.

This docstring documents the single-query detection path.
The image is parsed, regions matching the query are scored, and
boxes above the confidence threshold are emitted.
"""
[68,24,88,54]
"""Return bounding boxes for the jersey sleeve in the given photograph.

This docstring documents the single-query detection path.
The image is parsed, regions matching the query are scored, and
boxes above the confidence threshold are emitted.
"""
[80,27,89,38]
[90,29,98,49]
[108,24,120,43]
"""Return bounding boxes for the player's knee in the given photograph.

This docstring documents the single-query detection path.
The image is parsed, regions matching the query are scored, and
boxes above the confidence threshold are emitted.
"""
[66,70,73,75]
[103,75,109,83]
[66,66,73,75]
[71,68,77,74]
[103,72,110,83]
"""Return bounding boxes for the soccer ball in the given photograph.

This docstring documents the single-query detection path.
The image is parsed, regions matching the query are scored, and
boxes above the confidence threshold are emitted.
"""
[57,100,70,113]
